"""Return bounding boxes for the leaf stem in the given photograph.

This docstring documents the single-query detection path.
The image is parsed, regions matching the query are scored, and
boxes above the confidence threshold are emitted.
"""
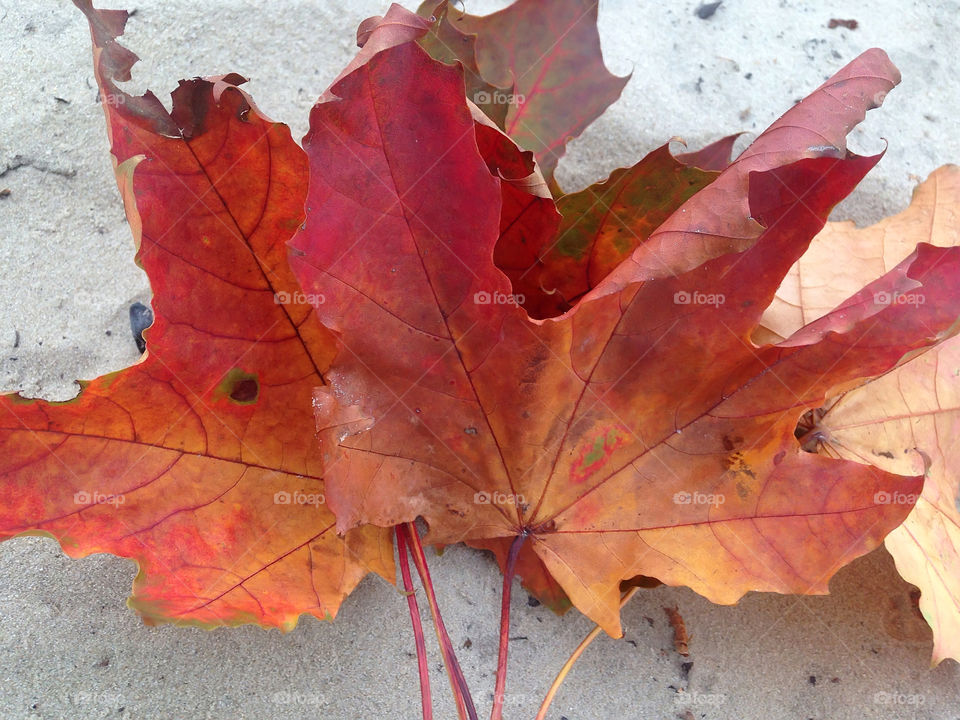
[490,533,526,720]
[534,586,640,720]
[403,522,478,720]
[396,526,433,720]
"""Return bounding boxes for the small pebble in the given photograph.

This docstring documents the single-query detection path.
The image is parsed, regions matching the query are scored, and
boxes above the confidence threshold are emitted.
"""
[695,1,722,19]
[129,302,153,353]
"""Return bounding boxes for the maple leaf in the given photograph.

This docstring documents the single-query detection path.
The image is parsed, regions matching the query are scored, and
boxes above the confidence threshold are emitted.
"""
[577,50,901,287]
[416,0,510,129]
[335,3,433,103]
[290,34,960,635]
[759,165,960,666]
[486,43,900,318]
[0,0,392,629]
[674,133,743,172]
[417,0,629,187]
[494,141,726,319]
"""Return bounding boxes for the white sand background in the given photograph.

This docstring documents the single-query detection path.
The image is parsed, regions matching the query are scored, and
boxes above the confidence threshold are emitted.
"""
[2,0,960,718]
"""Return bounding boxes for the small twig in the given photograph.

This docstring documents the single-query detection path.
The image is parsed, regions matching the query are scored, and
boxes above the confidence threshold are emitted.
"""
[664,605,691,656]
[396,526,433,720]
[535,587,640,720]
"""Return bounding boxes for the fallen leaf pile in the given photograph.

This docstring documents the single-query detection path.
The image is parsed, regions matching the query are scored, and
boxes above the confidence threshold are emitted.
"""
[1,0,959,679]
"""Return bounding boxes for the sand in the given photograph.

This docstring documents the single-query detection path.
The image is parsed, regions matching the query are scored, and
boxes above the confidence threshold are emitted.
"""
[1,0,959,718]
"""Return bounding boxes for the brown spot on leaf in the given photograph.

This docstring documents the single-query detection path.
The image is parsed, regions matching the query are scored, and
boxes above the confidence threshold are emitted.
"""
[215,368,260,405]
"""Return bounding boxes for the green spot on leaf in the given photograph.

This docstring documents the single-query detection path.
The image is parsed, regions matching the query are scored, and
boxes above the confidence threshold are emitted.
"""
[215,368,260,405]
[554,231,590,260]
[571,427,629,483]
